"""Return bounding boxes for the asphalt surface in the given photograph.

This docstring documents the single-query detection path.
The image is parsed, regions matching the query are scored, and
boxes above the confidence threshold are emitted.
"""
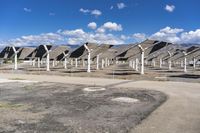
[0,73,200,133]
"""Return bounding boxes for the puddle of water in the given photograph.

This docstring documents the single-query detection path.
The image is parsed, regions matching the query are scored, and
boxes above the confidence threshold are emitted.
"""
[112,97,140,103]
[83,87,106,92]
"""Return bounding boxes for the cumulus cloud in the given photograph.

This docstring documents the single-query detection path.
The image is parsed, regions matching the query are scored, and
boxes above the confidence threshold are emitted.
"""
[110,6,114,10]
[117,3,126,9]
[79,8,90,13]
[180,29,200,44]
[0,32,63,47]
[91,9,102,17]
[23,8,32,12]
[96,22,123,33]
[49,12,56,16]
[79,8,102,17]
[133,33,147,42]
[165,4,175,12]
[88,22,97,30]
[150,26,183,43]
[59,29,124,45]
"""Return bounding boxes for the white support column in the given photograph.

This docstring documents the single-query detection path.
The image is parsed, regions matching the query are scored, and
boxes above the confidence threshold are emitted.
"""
[32,59,36,67]
[101,59,104,69]
[12,46,18,70]
[138,45,145,75]
[84,44,91,73]
[132,60,135,69]
[75,58,78,68]
[183,52,187,73]
[159,58,162,68]
[46,53,50,71]
[168,51,172,70]
[43,45,50,71]
[29,58,32,65]
[181,60,183,68]
[96,54,99,70]
[141,51,144,74]
[71,59,73,66]
[105,58,108,67]
[193,57,196,69]
[63,58,66,69]
[153,60,156,67]
[63,52,68,69]
[135,58,139,71]
[108,59,110,66]
[38,58,40,68]
[184,57,187,73]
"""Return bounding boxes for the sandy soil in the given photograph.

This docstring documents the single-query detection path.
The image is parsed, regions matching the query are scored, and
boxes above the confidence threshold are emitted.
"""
[0,82,166,133]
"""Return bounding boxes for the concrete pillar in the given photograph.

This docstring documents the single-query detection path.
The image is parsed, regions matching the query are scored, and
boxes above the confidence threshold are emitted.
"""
[108,59,110,66]
[38,58,40,68]
[71,59,73,66]
[75,58,78,68]
[140,51,144,75]
[64,58,67,69]
[87,52,91,72]
[14,53,17,70]
[101,59,104,69]
[105,58,108,67]
[168,60,172,70]
[46,53,50,71]
[32,59,36,67]
[184,57,187,73]
[132,60,135,69]
[181,60,183,68]
[193,58,196,69]
[152,60,156,67]
[96,55,99,70]
[159,58,162,68]
[52,60,55,67]
[135,58,139,71]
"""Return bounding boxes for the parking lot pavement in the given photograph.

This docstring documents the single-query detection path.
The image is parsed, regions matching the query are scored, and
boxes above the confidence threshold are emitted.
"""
[1,73,200,133]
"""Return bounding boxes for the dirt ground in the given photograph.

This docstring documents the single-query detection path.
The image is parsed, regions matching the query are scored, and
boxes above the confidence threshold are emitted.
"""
[0,81,166,133]
[0,62,199,83]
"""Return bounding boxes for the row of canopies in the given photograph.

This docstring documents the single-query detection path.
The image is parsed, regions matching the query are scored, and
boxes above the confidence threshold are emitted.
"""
[0,39,199,74]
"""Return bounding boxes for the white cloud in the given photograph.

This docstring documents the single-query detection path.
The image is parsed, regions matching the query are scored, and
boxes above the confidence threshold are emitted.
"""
[180,29,200,44]
[79,8,90,13]
[150,27,184,43]
[88,22,97,30]
[133,33,147,42]
[23,8,31,12]
[96,22,123,33]
[49,12,55,16]
[110,6,114,10]
[79,8,102,17]
[165,4,175,12]
[91,9,102,17]
[117,3,126,9]
[59,29,124,45]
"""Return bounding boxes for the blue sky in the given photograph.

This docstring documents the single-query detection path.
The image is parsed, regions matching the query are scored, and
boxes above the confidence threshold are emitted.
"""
[0,0,200,46]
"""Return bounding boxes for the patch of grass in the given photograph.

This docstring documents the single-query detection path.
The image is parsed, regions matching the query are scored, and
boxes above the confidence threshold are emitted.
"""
[0,102,24,109]
[9,78,25,80]
[24,85,33,91]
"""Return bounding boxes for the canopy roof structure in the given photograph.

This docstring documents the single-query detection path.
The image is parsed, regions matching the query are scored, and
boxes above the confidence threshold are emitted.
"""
[17,47,36,60]
[49,46,70,60]
[171,46,199,62]
[118,40,171,61]
[27,45,52,59]
[146,43,180,61]
[69,42,98,58]
[0,46,21,59]
[185,47,200,61]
